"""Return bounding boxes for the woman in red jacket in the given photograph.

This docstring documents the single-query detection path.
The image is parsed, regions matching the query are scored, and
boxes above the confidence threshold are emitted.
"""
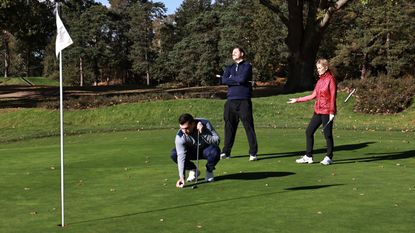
[288,58,337,165]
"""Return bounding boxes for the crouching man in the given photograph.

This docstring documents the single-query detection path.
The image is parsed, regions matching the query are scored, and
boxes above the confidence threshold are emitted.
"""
[171,113,221,188]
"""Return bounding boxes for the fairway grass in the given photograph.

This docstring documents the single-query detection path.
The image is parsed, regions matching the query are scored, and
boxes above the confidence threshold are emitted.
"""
[1,128,414,233]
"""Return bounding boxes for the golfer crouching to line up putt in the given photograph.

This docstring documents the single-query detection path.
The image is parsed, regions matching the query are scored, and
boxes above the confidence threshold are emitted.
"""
[171,113,221,188]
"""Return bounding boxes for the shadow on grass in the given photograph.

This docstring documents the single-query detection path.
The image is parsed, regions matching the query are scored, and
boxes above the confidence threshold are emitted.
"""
[183,172,295,188]
[214,171,295,181]
[248,141,377,161]
[285,184,344,191]
[334,149,415,164]
[68,182,342,226]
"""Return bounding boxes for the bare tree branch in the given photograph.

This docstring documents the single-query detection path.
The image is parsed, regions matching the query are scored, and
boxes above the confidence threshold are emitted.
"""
[259,0,289,27]
[320,0,351,27]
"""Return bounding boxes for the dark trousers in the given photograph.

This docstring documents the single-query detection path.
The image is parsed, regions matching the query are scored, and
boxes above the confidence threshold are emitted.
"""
[222,99,258,156]
[171,145,220,174]
[305,113,334,159]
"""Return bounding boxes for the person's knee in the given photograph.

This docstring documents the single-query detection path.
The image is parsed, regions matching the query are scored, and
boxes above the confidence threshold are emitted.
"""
[325,134,333,140]
[205,146,220,159]
[241,118,254,129]
[306,128,314,137]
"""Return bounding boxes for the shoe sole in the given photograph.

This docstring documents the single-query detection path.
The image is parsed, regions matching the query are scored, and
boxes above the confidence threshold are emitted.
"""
[296,161,314,164]
[320,162,332,165]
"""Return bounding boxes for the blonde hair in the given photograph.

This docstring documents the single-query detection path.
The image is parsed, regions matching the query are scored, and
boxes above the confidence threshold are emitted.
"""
[316,58,329,69]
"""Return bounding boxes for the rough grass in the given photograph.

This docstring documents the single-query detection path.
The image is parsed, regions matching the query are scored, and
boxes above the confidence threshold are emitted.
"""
[0,77,59,86]
[0,92,414,142]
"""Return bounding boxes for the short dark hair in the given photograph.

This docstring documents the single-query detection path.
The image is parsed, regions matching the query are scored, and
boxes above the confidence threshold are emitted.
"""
[233,46,246,58]
[178,113,194,125]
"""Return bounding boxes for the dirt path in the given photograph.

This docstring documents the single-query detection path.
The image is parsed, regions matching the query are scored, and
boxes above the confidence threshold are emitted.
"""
[0,85,283,108]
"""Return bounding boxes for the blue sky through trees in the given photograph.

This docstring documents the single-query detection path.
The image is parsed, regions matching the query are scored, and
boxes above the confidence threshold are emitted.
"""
[95,0,183,14]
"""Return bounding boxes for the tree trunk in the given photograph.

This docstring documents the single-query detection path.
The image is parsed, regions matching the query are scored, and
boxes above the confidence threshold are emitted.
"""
[79,57,84,87]
[360,53,367,79]
[25,50,29,78]
[2,31,10,78]
[145,49,150,86]
[259,0,351,92]
[283,0,322,92]
[3,43,9,78]
[285,56,317,91]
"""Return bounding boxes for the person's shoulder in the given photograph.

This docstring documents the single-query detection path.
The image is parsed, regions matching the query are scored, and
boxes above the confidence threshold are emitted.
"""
[327,72,336,82]
[241,61,253,69]
[195,118,209,124]
[241,60,252,66]
[326,70,335,77]
[176,130,184,137]
[225,63,234,69]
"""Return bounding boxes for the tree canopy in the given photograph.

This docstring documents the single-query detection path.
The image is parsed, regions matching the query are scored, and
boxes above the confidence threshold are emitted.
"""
[0,0,413,89]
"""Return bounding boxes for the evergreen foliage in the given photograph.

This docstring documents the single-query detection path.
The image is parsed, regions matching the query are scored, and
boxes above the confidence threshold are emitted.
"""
[330,0,415,79]
[0,0,413,92]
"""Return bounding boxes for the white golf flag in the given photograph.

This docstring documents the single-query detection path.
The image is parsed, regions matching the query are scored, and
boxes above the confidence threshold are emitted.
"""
[55,11,73,57]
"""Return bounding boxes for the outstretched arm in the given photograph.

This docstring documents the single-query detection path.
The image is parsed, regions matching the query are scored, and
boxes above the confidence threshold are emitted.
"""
[287,89,317,104]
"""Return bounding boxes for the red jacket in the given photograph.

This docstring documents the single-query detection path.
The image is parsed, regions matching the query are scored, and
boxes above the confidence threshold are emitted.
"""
[297,71,337,114]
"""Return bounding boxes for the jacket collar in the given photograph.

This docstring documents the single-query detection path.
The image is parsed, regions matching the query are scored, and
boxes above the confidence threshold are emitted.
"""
[319,70,332,79]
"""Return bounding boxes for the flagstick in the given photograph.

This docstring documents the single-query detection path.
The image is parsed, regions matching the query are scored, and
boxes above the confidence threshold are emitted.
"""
[59,51,65,227]
[56,3,73,227]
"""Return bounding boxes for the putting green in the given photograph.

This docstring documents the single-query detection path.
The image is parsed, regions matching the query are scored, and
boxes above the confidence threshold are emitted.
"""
[0,128,414,233]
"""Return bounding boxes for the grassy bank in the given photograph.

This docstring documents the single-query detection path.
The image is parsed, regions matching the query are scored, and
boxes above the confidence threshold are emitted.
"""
[0,77,59,86]
[0,92,414,142]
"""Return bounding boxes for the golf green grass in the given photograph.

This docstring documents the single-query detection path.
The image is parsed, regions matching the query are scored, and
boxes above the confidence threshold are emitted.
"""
[1,127,414,233]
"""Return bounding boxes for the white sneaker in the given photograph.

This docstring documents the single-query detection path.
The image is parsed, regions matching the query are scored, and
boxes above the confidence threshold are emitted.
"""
[186,169,200,182]
[220,153,230,159]
[249,155,258,161]
[296,155,314,164]
[320,156,333,165]
[205,171,214,182]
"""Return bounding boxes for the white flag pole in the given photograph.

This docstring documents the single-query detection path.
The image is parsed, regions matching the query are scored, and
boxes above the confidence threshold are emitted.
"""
[59,49,65,228]
[57,3,66,227]
[55,1,72,227]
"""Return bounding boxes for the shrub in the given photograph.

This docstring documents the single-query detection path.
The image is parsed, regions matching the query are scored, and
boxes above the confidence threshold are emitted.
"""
[340,75,415,114]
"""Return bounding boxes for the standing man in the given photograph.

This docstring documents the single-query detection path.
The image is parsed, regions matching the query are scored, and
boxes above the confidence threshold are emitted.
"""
[171,113,221,188]
[220,46,258,161]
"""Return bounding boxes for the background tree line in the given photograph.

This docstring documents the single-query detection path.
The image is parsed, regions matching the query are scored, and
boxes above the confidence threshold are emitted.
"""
[1,0,414,91]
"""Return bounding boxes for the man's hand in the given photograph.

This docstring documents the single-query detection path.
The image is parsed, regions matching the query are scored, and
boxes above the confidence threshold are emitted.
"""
[287,98,298,104]
[176,177,185,188]
[197,122,203,133]
[329,114,335,121]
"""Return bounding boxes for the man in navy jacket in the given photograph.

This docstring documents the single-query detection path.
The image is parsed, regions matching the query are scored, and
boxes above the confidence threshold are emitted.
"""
[220,47,258,161]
